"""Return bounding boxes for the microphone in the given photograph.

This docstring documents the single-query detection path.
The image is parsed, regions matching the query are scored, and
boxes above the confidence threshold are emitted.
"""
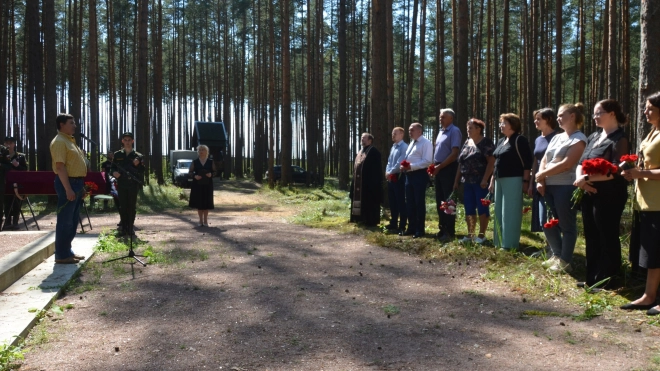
[79,131,99,146]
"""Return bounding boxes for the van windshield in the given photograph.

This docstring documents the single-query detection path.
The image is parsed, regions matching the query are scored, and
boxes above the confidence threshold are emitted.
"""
[177,161,192,169]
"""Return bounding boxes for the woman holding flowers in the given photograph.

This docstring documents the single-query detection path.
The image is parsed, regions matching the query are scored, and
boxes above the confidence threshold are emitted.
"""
[535,104,587,273]
[489,113,533,249]
[573,99,629,289]
[620,92,660,314]
[453,118,495,244]
[529,108,559,232]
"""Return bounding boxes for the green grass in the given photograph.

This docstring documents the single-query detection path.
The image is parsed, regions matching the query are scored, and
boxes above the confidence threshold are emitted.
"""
[0,342,24,370]
[383,304,400,315]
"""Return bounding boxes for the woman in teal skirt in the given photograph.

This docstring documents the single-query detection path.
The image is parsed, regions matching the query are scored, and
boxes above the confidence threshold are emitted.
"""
[489,113,533,249]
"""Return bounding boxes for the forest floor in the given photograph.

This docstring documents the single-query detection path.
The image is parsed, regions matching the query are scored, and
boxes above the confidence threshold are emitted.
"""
[10,179,660,370]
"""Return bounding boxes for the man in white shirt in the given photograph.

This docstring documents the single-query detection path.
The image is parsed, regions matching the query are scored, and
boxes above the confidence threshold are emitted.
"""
[399,123,433,238]
[385,127,408,232]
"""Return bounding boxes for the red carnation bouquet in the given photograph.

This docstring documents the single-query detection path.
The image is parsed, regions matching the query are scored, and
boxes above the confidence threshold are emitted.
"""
[387,173,399,183]
[82,181,99,199]
[572,158,618,206]
[427,164,436,176]
[401,160,411,170]
[439,192,458,215]
[543,218,559,229]
[480,192,492,207]
[619,154,639,171]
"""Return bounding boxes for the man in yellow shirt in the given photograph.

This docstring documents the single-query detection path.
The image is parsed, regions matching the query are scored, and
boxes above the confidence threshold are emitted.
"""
[50,113,88,264]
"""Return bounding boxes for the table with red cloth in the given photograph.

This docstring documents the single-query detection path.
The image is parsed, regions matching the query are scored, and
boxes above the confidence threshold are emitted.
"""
[4,171,106,231]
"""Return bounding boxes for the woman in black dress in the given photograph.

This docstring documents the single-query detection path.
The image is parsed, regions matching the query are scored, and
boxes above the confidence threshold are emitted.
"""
[189,145,216,226]
[572,99,629,289]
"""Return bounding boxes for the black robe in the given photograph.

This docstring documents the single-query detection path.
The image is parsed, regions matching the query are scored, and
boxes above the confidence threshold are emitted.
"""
[349,145,383,226]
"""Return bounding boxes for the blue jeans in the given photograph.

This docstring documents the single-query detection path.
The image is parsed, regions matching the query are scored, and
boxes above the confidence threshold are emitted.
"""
[463,182,490,216]
[543,184,578,264]
[55,177,84,259]
[388,178,407,230]
[405,169,428,235]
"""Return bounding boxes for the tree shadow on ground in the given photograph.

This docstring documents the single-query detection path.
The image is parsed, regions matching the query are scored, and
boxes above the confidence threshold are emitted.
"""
[73,213,644,370]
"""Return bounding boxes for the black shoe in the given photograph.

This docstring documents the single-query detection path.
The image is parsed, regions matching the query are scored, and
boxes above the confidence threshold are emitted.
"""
[620,302,657,310]
[400,229,414,236]
[413,232,425,239]
[576,282,586,288]
[437,233,455,242]
[647,307,660,316]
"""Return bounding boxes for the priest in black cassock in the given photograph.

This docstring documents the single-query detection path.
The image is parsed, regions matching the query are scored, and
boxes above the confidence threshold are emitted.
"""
[349,133,383,226]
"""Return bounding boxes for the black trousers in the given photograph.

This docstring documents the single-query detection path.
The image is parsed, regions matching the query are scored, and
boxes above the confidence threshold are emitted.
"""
[118,186,139,231]
[581,182,627,287]
[434,162,458,236]
[387,178,407,230]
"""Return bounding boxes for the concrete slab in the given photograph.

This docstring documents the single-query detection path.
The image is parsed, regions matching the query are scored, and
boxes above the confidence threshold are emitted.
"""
[0,234,98,347]
[0,232,55,293]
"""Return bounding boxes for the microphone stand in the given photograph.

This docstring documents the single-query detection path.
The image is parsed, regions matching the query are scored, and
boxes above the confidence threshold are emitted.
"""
[103,219,147,267]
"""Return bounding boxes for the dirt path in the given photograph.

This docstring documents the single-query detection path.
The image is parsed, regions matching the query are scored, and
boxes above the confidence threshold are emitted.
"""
[16,181,658,370]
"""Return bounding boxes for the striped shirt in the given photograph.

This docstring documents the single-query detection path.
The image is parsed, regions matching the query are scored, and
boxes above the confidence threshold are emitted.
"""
[50,132,88,177]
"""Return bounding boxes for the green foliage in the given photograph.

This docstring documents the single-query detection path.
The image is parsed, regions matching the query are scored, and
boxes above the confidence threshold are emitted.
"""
[573,292,616,321]
[0,342,25,370]
[383,304,400,315]
[95,232,126,253]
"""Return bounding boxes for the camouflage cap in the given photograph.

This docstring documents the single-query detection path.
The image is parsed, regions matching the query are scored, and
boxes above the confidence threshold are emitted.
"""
[3,136,16,143]
[121,132,134,139]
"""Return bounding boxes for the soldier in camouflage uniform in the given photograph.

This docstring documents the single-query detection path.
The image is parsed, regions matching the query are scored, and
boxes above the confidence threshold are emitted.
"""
[110,132,145,236]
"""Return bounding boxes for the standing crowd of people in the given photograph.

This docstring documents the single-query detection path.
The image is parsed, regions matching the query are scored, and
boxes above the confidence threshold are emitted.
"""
[350,93,660,315]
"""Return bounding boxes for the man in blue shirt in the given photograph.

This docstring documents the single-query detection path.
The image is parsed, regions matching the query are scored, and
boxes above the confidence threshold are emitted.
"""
[431,109,462,241]
[385,127,408,232]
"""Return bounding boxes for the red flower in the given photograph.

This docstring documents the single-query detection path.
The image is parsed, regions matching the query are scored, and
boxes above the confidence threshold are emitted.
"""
[481,199,491,207]
[543,218,560,228]
[582,158,617,176]
[439,200,457,215]
[387,174,398,183]
[84,181,98,191]
[620,154,638,163]
[522,206,531,214]
[427,164,436,176]
[401,160,411,169]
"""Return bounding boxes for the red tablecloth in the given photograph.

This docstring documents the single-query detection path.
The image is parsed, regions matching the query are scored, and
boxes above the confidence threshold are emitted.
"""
[5,171,106,195]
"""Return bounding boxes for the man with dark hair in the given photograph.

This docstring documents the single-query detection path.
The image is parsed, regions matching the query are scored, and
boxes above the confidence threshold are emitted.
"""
[111,132,145,236]
[50,113,87,264]
[349,132,383,226]
[3,136,27,230]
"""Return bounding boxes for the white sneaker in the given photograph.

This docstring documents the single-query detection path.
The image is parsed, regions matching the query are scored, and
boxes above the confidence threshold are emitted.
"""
[459,236,474,243]
[203,222,209,227]
[548,259,572,273]
[541,256,559,269]
[474,236,486,244]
